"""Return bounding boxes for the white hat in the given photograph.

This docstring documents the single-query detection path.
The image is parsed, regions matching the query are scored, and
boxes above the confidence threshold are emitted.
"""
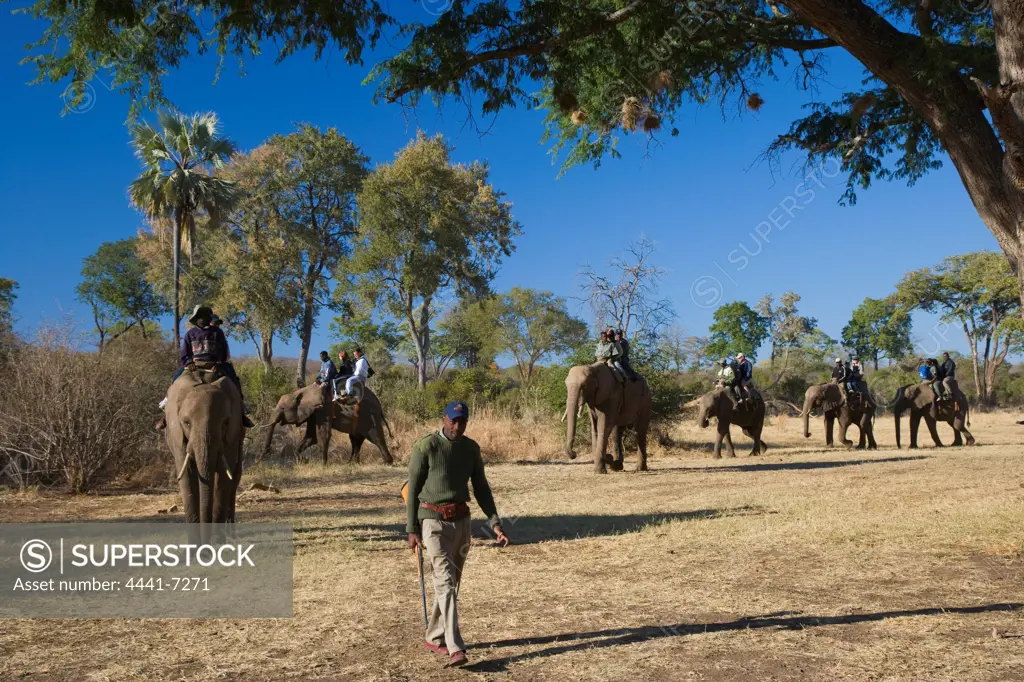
[835,357,842,363]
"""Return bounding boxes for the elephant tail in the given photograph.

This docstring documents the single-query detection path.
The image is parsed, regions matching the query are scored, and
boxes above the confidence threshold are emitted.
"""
[381,411,394,438]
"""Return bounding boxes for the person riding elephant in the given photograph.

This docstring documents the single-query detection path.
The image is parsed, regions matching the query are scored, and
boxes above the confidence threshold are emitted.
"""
[264,384,395,464]
[847,358,867,401]
[696,385,768,458]
[716,358,736,396]
[315,350,337,389]
[334,350,355,398]
[734,352,754,404]
[940,352,956,396]
[158,305,253,429]
[594,331,625,384]
[613,329,639,382]
[564,360,652,473]
[338,347,373,404]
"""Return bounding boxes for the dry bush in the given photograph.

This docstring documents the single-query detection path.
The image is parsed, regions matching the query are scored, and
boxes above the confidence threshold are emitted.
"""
[0,322,175,492]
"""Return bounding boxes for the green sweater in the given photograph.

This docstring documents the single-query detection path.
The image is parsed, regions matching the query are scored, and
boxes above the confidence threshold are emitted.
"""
[405,432,501,534]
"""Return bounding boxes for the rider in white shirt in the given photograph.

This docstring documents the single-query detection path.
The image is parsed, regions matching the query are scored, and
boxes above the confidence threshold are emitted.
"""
[343,347,370,400]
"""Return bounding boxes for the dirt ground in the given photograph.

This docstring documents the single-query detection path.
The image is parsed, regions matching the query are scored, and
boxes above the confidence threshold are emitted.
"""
[1,412,1023,681]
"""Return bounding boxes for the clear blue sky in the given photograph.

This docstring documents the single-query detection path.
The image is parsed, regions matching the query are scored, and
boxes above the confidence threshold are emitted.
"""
[0,9,999,363]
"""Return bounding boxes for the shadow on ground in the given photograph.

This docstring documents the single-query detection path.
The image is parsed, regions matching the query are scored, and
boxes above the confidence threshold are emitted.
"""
[351,507,765,546]
[685,455,931,474]
[465,603,1023,672]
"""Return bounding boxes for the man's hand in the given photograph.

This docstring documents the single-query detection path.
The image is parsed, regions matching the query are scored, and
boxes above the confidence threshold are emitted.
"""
[408,533,422,551]
[493,525,510,547]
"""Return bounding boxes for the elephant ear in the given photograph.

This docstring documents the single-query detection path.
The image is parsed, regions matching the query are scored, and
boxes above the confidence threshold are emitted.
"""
[293,386,325,425]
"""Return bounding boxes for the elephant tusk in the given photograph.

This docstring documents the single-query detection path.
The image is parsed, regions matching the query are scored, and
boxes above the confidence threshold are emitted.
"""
[176,452,192,481]
[220,454,233,481]
[560,408,567,423]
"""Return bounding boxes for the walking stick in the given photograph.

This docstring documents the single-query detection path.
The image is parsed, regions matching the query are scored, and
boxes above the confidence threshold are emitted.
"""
[402,479,429,628]
[416,544,428,628]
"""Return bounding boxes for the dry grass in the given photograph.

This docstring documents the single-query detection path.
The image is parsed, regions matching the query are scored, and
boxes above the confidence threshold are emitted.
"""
[2,413,1024,681]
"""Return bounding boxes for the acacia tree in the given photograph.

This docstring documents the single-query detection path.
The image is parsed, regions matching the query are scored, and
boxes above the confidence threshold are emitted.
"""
[579,236,675,343]
[22,3,1024,314]
[493,287,589,381]
[892,251,1024,404]
[352,133,520,389]
[755,291,817,388]
[76,238,168,349]
[841,297,913,370]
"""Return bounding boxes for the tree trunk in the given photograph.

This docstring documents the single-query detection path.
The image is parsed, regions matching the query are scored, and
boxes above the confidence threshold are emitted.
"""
[788,0,1024,316]
[173,209,183,351]
[407,295,432,389]
[295,289,315,388]
[260,334,274,375]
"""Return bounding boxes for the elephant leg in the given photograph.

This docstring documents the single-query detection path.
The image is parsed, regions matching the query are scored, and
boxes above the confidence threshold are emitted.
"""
[594,414,611,473]
[297,420,318,458]
[836,418,853,450]
[866,419,877,450]
[712,429,725,459]
[909,412,921,449]
[924,415,943,447]
[609,427,624,471]
[176,460,200,524]
[953,416,975,446]
[366,419,395,464]
[947,419,963,446]
[825,414,835,447]
[635,421,649,472]
[349,433,365,463]
[723,430,736,458]
[317,414,332,465]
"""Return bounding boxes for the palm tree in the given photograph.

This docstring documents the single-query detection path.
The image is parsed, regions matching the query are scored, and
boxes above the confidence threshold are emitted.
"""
[129,111,238,349]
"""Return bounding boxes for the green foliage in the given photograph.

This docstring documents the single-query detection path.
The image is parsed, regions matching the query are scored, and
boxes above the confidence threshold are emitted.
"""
[351,132,521,386]
[756,292,816,367]
[706,301,770,363]
[77,238,168,346]
[493,287,589,381]
[892,251,1022,403]
[377,366,507,421]
[629,341,686,419]
[16,0,390,119]
[129,110,238,345]
[841,297,913,369]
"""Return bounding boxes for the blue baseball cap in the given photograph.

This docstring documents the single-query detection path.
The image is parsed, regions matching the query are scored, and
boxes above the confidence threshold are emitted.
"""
[444,401,469,421]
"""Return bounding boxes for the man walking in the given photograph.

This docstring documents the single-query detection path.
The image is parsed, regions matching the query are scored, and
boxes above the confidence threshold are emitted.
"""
[406,401,510,667]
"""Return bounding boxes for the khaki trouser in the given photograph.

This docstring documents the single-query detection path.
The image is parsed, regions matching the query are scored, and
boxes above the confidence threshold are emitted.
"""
[422,517,472,653]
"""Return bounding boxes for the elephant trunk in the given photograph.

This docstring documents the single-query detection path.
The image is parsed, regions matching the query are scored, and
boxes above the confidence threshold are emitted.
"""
[564,383,582,460]
[894,386,905,449]
[190,432,217,527]
[262,409,282,459]
[698,403,710,429]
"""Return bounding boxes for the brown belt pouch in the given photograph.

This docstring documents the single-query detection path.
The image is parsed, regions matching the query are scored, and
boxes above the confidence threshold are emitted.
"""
[421,501,470,520]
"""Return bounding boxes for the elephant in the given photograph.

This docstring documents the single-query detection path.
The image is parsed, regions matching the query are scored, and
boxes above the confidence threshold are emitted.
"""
[564,362,653,473]
[801,383,877,450]
[696,387,768,458]
[164,367,244,535]
[893,383,974,448]
[262,384,394,465]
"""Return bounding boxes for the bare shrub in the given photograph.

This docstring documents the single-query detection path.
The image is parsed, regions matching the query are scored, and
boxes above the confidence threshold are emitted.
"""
[0,322,175,492]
